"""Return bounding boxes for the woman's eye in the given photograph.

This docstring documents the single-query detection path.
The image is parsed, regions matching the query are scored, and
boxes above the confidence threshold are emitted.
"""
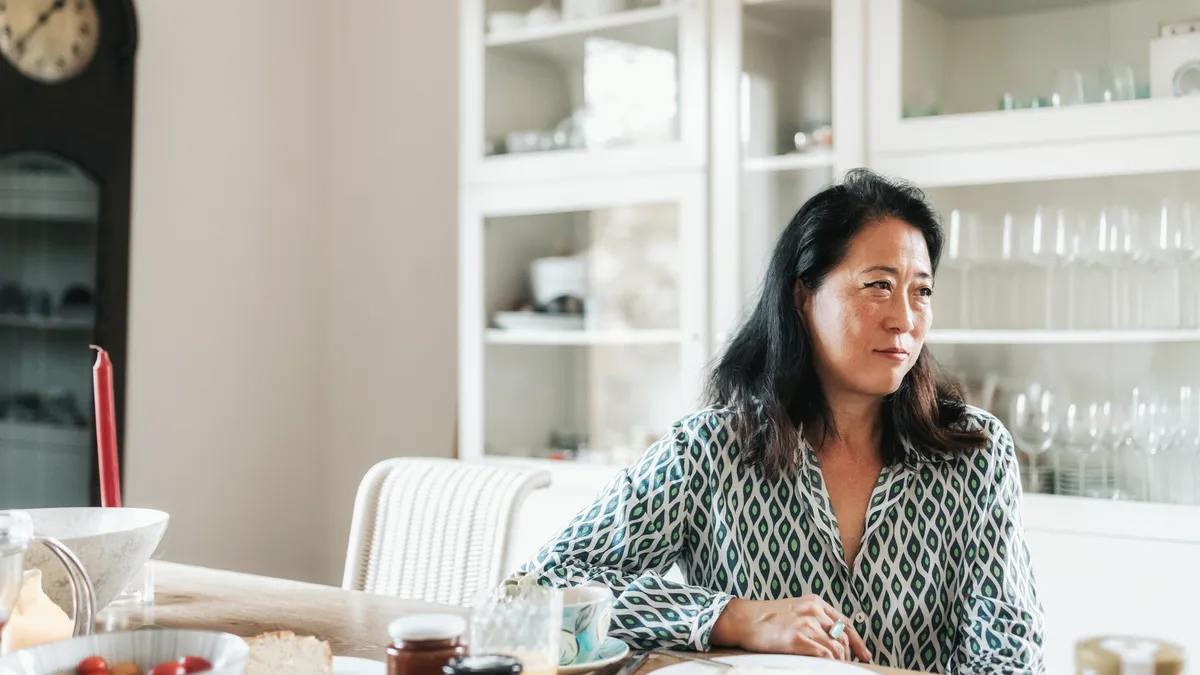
[867,281,892,292]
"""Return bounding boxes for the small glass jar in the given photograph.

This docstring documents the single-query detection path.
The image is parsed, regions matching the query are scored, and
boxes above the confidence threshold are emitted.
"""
[444,655,523,675]
[387,614,468,675]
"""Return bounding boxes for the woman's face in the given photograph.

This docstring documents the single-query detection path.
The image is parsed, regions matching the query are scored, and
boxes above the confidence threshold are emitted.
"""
[798,217,933,400]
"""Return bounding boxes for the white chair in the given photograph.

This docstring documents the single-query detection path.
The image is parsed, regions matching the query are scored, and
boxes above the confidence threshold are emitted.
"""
[342,457,551,606]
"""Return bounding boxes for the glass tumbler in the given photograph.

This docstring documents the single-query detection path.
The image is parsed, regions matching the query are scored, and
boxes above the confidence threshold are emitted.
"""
[469,584,562,675]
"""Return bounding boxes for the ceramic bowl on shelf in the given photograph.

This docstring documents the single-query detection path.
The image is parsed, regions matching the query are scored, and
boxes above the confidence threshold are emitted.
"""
[22,508,168,614]
[0,628,249,675]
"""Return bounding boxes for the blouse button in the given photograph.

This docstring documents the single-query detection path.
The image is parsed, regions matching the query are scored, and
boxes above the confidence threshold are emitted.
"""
[853,612,867,624]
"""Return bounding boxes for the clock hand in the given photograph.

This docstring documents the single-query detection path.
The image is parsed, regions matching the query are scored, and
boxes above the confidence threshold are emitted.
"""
[12,0,67,56]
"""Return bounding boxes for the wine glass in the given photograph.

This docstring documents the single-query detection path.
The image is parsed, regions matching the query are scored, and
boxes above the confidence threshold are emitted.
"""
[1063,400,1113,498]
[1129,389,1174,502]
[1170,386,1200,505]
[1011,384,1058,493]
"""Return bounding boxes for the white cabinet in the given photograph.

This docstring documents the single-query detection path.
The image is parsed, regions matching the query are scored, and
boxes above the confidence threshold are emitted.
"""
[867,0,1200,186]
[458,3,1200,670]
[709,0,865,346]
[458,173,708,466]
[461,0,708,185]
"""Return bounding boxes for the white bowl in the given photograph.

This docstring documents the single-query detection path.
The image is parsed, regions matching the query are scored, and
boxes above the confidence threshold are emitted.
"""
[0,629,248,675]
[22,508,169,614]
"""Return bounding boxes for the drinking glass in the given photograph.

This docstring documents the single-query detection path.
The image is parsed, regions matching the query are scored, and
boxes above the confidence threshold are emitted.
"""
[1053,69,1087,107]
[1167,386,1200,505]
[470,584,562,675]
[941,209,979,329]
[1063,400,1113,498]
[1011,384,1058,493]
[1129,389,1174,502]
[1103,65,1137,102]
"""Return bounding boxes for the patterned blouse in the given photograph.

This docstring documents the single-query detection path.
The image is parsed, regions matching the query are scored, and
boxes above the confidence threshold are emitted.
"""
[516,407,1046,674]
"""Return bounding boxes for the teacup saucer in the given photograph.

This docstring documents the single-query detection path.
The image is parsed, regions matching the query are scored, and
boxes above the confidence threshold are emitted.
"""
[559,637,631,675]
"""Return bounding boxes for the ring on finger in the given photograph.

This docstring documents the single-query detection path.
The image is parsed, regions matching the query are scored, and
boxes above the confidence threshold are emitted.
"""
[828,619,846,640]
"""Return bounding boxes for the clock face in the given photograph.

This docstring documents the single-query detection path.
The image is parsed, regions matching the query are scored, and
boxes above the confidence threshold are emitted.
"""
[0,0,100,84]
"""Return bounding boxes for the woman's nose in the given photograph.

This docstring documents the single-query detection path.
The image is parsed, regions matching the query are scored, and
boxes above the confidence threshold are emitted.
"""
[882,295,916,333]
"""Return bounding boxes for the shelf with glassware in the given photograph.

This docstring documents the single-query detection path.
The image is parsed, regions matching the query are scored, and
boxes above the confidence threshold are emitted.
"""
[865,0,1200,187]
[458,172,708,467]
[925,171,1200,334]
[934,341,1200,506]
[918,169,1200,510]
[461,0,708,186]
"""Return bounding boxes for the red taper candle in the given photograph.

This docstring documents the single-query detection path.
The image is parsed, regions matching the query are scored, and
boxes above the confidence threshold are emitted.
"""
[91,345,122,508]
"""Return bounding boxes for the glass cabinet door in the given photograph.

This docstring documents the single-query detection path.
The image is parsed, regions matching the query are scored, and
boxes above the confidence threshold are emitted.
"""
[459,173,706,467]
[462,0,708,184]
[0,152,98,508]
[710,0,863,347]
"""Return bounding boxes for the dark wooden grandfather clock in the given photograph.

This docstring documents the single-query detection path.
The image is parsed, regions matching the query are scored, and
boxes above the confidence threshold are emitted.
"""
[0,0,137,508]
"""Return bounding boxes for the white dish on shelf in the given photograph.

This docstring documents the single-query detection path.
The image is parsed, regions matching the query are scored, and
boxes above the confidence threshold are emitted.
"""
[493,312,585,331]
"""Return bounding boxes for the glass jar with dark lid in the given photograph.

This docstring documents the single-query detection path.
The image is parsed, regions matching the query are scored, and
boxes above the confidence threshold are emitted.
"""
[387,613,468,675]
[443,655,523,675]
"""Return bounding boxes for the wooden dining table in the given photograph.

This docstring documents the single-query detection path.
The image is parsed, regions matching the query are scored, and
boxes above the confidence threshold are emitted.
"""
[106,562,919,675]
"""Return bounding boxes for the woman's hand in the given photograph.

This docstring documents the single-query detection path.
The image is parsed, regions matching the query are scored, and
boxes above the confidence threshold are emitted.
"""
[710,596,872,663]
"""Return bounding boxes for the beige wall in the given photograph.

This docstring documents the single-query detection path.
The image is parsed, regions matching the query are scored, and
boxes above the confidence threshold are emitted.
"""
[124,0,457,584]
[324,1,460,584]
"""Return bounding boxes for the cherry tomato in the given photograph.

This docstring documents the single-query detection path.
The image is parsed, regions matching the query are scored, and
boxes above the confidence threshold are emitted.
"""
[148,663,186,675]
[111,664,141,675]
[177,656,213,673]
[76,655,111,675]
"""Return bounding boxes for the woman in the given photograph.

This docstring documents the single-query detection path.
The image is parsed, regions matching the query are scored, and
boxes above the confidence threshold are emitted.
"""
[515,169,1045,674]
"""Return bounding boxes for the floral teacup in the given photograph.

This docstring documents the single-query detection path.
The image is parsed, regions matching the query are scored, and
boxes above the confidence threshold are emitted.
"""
[558,585,614,666]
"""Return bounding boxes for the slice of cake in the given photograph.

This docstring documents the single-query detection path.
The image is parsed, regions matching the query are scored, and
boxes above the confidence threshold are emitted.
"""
[244,630,333,675]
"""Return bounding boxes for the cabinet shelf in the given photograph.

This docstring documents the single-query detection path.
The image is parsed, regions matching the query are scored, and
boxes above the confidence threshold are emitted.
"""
[474,145,699,185]
[872,123,1200,188]
[742,150,834,173]
[1024,493,1200,545]
[0,421,89,452]
[0,315,92,331]
[927,329,1200,345]
[485,5,680,61]
[486,329,683,346]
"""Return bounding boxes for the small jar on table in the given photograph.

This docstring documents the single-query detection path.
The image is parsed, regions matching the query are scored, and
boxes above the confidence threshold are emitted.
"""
[387,614,468,675]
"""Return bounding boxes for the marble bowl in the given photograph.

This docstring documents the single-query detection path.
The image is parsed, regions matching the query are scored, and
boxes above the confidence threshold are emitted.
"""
[0,628,248,675]
[22,508,169,614]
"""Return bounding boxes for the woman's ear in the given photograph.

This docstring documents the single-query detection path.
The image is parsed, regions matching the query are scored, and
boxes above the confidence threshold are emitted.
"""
[793,279,809,319]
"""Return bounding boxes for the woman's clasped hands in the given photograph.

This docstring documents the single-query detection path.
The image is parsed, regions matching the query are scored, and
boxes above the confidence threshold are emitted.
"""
[711,595,873,663]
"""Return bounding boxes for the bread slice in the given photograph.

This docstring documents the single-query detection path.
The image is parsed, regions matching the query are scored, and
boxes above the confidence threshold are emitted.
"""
[244,630,333,675]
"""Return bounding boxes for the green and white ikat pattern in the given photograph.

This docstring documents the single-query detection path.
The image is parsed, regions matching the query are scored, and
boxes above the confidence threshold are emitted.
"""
[516,407,1045,674]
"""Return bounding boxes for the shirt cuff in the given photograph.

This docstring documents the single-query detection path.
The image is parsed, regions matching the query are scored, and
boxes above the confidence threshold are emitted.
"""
[690,592,736,652]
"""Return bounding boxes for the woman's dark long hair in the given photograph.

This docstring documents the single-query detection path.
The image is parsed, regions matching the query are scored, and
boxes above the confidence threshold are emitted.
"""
[705,168,987,479]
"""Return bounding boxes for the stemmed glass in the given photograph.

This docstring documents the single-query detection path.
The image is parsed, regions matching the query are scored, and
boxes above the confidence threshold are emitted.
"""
[1129,389,1173,502]
[1063,400,1113,497]
[1011,384,1058,493]
[1169,386,1200,505]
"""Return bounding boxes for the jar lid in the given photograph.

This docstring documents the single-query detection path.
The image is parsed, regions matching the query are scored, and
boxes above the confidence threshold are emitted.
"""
[388,613,467,643]
[443,655,522,675]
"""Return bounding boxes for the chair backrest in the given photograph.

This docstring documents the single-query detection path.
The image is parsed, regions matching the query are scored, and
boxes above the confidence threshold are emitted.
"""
[342,457,551,605]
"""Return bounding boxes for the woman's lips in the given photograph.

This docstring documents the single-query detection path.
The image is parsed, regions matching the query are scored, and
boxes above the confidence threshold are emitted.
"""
[874,348,909,362]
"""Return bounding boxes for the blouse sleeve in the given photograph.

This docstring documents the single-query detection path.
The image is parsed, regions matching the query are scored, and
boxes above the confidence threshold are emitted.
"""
[950,423,1047,674]
[513,420,734,651]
